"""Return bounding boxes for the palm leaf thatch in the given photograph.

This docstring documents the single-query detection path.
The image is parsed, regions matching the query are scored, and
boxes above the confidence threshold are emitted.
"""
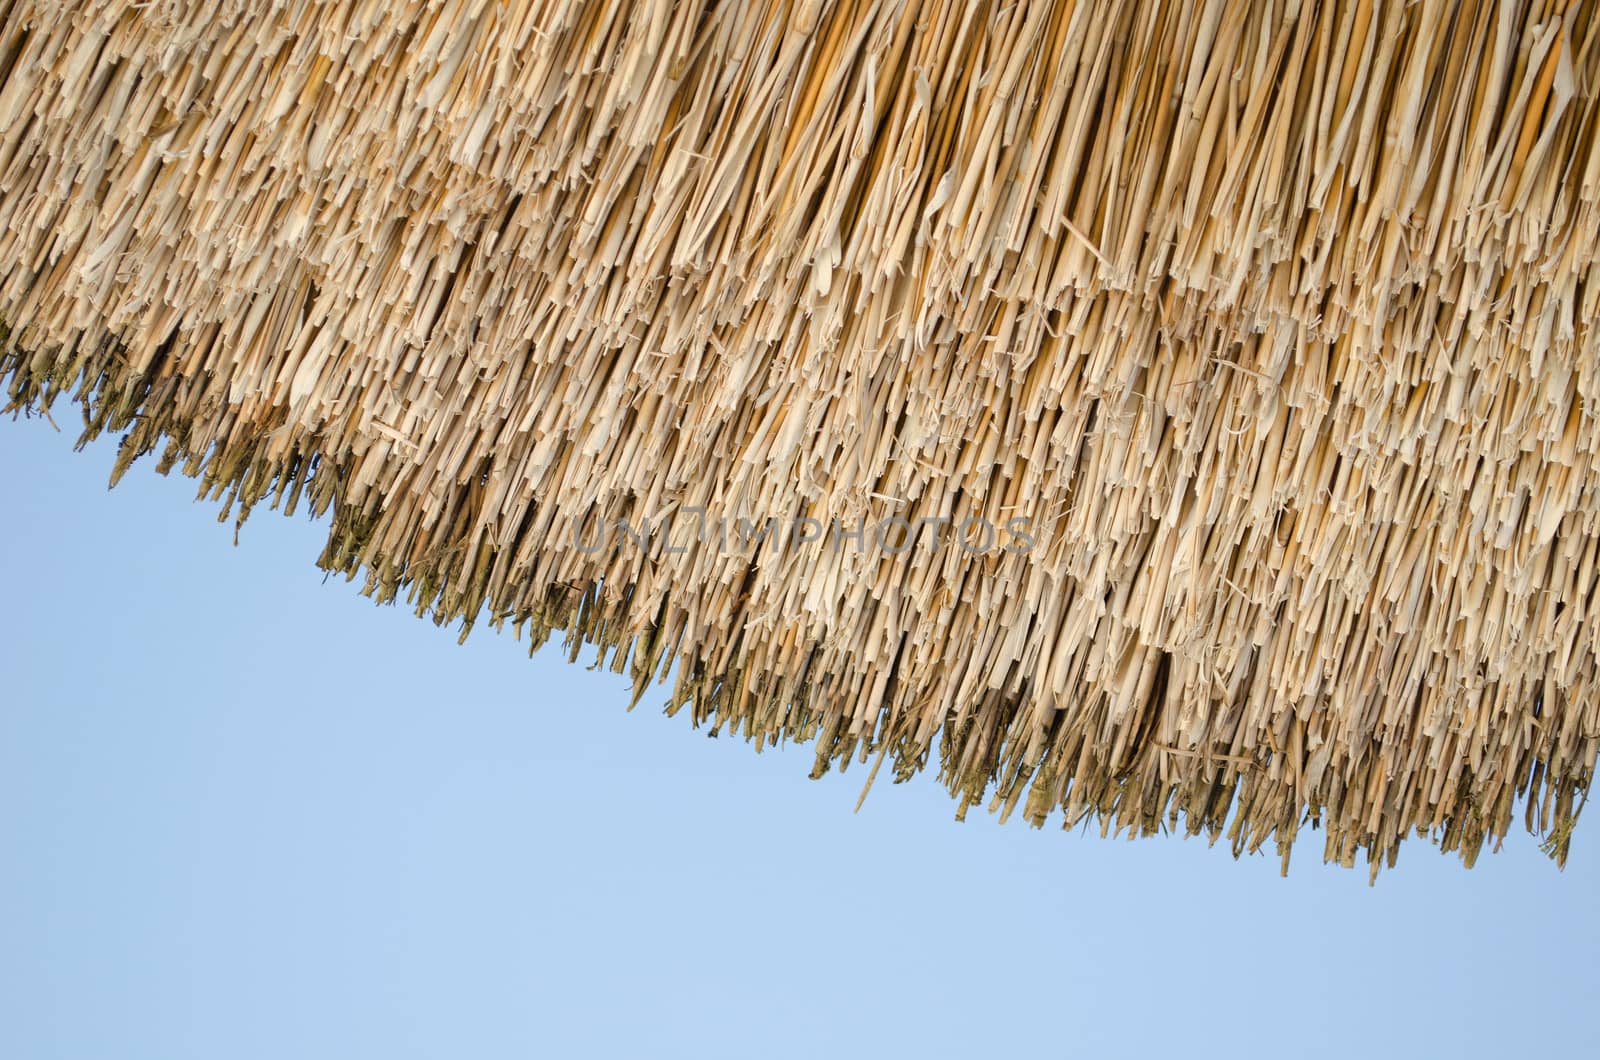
[3,0,1598,876]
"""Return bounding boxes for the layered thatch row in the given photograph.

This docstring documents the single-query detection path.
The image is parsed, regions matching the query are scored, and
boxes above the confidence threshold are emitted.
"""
[3,0,1598,874]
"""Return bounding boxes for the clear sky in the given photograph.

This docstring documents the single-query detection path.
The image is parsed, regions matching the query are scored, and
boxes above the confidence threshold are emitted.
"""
[1,412,1595,1060]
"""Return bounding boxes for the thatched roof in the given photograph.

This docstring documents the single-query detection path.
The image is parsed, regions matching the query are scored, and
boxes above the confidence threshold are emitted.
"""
[3,0,1597,876]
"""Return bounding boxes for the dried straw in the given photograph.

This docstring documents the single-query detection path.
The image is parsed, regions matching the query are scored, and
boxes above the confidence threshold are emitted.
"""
[3,0,1598,876]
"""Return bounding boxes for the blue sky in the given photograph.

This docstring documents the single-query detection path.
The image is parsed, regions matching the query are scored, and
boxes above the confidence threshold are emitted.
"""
[1,413,1594,1059]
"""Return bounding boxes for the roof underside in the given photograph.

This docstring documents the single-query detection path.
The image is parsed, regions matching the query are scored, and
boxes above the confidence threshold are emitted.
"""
[3,0,1598,875]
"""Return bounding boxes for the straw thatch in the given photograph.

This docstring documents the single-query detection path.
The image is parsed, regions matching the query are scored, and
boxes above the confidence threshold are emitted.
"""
[2,0,1597,876]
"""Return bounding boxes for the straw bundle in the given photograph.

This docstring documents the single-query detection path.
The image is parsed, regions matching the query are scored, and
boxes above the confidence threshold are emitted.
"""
[3,0,1598,875]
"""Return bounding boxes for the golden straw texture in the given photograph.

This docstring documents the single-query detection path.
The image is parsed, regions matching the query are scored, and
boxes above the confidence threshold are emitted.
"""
[3,0,1598,875]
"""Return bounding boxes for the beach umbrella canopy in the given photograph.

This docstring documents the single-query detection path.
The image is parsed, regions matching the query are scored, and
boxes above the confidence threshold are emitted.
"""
[2,0,1597,875]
